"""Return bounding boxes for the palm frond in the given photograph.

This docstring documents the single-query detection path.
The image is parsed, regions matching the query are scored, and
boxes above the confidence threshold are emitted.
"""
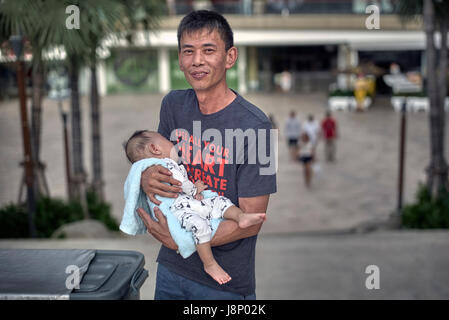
[0,0,163,68]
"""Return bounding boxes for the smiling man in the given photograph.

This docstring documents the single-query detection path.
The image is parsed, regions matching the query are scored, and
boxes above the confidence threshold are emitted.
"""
[137,10,277,300]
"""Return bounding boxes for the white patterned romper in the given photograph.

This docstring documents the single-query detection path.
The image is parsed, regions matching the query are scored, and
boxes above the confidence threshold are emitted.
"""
[163,158,234,245]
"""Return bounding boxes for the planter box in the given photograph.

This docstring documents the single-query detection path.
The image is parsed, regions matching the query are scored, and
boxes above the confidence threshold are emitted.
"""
[408,97,429,112]
[328,96,371,111]
[391,96,406,112]
[391,97,449,112]
[328,96,352,111]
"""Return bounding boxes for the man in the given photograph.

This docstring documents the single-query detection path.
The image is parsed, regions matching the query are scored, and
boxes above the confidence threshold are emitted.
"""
[321,111,338,162]
[136,10,277,300]
[303,114,320,157]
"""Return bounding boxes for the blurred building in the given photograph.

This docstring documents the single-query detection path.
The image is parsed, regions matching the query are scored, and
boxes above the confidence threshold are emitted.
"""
[103,0,426,95]
[0,0,431,98]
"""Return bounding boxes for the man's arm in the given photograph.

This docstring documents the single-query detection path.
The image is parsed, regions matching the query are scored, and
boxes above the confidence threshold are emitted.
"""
[137,194,269,250]
[210,194,270,247]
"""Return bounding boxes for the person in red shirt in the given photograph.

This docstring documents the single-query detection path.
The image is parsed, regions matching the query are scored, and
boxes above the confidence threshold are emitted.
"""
[321,111,338,162]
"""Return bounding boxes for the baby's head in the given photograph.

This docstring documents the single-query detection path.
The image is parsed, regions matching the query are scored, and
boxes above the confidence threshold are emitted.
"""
[123,130,178,163]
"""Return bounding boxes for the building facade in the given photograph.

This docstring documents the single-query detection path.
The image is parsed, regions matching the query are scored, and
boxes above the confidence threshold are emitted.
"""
[0,0,435,98]
[99,0,429,96]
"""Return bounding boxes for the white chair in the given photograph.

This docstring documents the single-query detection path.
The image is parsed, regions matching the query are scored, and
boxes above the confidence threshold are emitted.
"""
[391,96,405,112]
[328,97,350,111]
[408,97,429,112]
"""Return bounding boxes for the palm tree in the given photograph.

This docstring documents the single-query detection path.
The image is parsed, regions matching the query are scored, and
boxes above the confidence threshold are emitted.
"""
[36,0,92,215]
[1,0,163,211]
[32,0,161,209]
[397,0,449,198]
[1,0,102,215]
[1,0,93,206]
[0,0,51,200]
[84,0,162,201]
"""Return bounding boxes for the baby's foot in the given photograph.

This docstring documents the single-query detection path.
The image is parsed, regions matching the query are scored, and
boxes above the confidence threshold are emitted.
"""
[204,263,232,285]
[238,213,266,229]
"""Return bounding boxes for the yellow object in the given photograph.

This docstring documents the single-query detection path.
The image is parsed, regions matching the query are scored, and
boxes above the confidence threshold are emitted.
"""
[366,77,376,97]
[354,77,369,104]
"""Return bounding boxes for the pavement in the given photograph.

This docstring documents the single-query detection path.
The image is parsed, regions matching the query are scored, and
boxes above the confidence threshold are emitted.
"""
[2,93,449,233]
[1,92,449,299]
[1,229,449,299]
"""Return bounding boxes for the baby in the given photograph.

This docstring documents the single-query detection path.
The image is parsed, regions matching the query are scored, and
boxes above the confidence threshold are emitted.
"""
[123,130,266,285]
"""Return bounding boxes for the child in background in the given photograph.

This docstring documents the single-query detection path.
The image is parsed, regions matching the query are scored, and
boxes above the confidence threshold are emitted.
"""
[298,132,314,188]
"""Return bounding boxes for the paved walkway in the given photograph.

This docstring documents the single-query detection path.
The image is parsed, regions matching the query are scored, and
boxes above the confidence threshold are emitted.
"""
[1,93,449,299]
[1,230,449,299]
[1,93,448,233]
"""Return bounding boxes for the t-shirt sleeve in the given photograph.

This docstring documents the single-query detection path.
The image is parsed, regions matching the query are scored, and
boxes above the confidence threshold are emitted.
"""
[236,121,277,198]
[157,94,173,140]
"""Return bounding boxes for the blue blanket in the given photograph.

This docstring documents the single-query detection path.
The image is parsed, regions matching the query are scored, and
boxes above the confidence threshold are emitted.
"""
[120,158,223,258]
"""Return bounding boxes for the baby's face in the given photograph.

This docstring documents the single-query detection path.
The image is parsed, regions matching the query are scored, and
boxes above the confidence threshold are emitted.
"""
[156,135,179,162]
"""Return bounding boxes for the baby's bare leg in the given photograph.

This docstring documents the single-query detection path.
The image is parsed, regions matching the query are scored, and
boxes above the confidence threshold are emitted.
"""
[223,205,267,229]
[197,242,232,285]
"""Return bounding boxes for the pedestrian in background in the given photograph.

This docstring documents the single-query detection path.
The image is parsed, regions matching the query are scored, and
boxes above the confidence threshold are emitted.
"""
[303,114,320,155]
[321,111,338,162]
[284,111,301,161]
[298,132,314,188]
[279,70,292,93]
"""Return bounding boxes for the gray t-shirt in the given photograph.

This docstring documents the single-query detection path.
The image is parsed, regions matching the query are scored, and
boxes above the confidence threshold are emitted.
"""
[156,89,277,296]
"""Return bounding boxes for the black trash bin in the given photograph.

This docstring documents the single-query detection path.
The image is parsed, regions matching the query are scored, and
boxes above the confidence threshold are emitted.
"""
[71,250,148,300]
[0,249,148,300]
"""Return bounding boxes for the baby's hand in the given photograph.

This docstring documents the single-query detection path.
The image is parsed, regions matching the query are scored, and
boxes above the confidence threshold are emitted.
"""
[194,194,204,201]
[194,180,207,194]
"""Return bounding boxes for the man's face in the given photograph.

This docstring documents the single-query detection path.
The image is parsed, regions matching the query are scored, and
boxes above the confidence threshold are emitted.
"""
[178,28,237,93]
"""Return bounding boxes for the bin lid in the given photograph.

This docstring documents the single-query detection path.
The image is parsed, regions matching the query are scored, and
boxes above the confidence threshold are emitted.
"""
[70,250,146,300]
[0,249,95,300]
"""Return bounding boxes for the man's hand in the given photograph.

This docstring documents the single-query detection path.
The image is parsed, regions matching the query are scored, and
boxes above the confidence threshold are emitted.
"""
[137,207,178,250]
[141,165,182,205]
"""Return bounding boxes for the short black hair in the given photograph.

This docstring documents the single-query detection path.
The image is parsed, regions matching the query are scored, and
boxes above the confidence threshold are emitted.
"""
[123,130,151,163]
[177,10,234,52]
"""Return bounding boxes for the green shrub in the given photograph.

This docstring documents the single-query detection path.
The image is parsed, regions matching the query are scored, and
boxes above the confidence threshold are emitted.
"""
[402,184,449,229]
[86,190,119,231]
[35,197,84,237]
[0,192,118,238]
[328,89,354,97]
[0,198,83,238]
[0,203,29,238]
[392,91,426,97]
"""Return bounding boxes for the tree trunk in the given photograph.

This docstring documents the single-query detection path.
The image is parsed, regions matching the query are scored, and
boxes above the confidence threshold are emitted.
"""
[90,64,104,201]
[69,57,89,218]
[31,64,43,164]
[424,0,449,198]
[30,59,50,198]
[435,18,449,194]
[424,0,438,195]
